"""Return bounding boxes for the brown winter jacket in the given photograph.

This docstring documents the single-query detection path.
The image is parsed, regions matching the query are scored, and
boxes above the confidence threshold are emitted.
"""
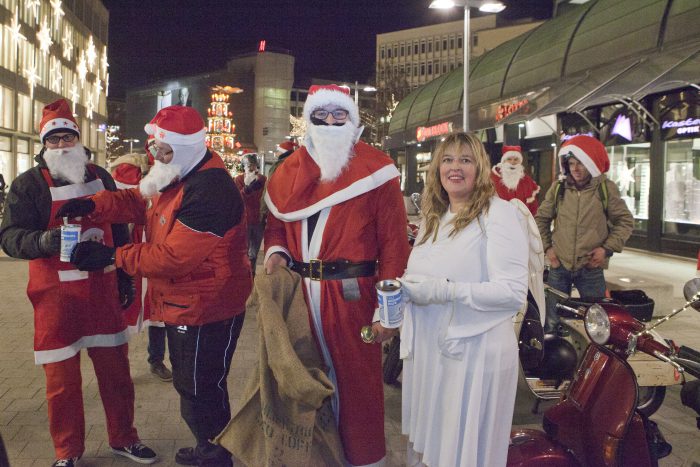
[535,175,634,272]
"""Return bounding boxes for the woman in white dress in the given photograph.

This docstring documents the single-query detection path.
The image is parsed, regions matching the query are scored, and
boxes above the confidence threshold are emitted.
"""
[400,132,529,467]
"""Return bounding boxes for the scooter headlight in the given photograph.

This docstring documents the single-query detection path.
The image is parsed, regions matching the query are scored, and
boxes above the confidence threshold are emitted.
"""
[585,303,610,345]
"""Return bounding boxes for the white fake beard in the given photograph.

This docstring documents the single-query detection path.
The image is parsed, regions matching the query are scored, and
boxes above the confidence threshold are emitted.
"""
[139,160,182,197]
[500,163,525,191]
[305,123,357,182]
[43,143,88,185]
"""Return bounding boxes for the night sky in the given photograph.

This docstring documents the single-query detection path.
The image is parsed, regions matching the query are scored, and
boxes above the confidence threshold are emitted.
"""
[101,0,554,99]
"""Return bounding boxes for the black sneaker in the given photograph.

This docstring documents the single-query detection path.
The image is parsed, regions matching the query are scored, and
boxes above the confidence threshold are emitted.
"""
[52,458,79,467]
[175,446,232,466]
[111,442,157,464]
[150,361,173,381]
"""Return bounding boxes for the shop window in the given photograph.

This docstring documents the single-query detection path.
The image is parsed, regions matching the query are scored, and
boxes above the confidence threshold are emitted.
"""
[381,47,385,59]
[414,65,418,76]
[428,41,432,53]
[427,63,432,75]
[443,39,448,51]
[414,43,419,55]
[400,45,405,57]
[393,45,398,58]
[421,41,426,54]
[435,39,440,52]
[17,94,32,134]
[608,143,650,233]
[16,138,30,174]
[663,138,700,237]
[420,64,425,76]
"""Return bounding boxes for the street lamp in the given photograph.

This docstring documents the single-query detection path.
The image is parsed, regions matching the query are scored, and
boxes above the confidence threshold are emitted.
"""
[345,81,377,104]
[123,138,140,153]
[429,0,506,131]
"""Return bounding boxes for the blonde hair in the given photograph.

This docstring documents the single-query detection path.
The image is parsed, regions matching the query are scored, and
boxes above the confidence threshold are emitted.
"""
[417,132,494,246]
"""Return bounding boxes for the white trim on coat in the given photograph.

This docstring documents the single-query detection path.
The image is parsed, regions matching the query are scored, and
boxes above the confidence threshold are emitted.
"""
[34,328,131,364]
[49,178,103,202]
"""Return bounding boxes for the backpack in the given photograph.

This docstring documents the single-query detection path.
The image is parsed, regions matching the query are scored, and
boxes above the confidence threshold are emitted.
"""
[552,178,609,219]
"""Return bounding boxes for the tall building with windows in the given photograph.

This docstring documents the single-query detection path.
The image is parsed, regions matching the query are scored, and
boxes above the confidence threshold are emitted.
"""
[376,16,542,103]
[0,0,109,182]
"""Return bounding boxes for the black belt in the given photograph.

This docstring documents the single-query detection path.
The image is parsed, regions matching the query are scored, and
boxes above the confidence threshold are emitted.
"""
[290,259,376,281]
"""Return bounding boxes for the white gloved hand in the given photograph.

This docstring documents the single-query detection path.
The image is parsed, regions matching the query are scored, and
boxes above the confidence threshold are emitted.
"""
[400,273,453,306]
[244,172,256,186]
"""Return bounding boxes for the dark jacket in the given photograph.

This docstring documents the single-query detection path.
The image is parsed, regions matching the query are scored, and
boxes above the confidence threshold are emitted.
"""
[0,149,129,259]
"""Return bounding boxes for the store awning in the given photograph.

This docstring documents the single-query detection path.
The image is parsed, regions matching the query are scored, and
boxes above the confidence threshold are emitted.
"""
[569,43,700,114]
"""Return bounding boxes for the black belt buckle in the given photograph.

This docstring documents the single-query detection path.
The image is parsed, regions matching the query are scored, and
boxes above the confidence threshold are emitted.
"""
[309,259,323,281]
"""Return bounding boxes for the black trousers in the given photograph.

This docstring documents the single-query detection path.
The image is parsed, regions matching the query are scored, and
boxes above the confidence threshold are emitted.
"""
[166,315,245,448]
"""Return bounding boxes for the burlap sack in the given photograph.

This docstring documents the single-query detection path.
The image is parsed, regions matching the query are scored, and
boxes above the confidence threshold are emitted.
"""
[213,268,344,466]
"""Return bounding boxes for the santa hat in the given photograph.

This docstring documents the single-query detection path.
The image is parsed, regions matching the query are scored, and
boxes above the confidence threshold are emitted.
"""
[144,105,206,146]
[111,153,151,188]
[501,145,523,164]
[276,140,298,154]
[558,135,609,177]
[303,84,359,125]
[40,99,80,143]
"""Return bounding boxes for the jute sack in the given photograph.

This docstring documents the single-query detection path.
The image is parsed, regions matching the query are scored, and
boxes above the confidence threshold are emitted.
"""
[213,268,344,466]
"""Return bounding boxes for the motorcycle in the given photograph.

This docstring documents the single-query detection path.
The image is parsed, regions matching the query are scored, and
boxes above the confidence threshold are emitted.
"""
[508,278,700,466]
[515,285,679,416]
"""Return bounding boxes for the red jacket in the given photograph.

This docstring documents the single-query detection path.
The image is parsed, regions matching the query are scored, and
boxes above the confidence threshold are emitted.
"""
[234,172,266,227]
[91,151,251,326]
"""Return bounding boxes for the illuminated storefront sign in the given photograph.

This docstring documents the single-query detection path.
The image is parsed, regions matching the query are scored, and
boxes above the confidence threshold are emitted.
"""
[662,118,700,136]
[416,122,452,142]
[495,98,529,122]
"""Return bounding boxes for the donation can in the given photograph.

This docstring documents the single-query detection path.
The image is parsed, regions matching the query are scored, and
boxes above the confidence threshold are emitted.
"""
[60,224,81,262]
[376,279,403,328]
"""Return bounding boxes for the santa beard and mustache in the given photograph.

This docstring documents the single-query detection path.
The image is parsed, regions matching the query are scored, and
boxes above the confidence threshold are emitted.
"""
[44,142,89,185]
[500,162,525,190]
[305,122,359,182]
[139,160,182,197]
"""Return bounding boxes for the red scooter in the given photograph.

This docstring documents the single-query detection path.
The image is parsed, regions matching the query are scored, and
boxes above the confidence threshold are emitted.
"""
[508,278,700,467]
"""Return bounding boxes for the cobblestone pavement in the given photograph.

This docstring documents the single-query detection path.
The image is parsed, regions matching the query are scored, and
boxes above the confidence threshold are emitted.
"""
[0,250,698,466]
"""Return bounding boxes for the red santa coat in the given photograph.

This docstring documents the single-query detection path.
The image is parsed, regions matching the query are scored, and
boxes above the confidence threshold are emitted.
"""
[264,142,410,465]
[491,166,540,216]
[234,172,266,227]
[30,169,127,364]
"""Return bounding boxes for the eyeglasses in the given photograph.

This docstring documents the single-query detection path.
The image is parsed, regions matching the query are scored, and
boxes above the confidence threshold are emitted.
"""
[152,145,173,157]
[311,109,349,120]
[45,133,77,144]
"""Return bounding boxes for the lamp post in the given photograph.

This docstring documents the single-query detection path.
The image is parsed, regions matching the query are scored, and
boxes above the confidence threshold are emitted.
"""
[429,0,506,131]
[123,138,139,153]
[347,81,377,105]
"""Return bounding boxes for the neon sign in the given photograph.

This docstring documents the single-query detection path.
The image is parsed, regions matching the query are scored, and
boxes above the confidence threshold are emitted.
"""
[258,40,266,52]
[611,114,632,141]
[495,99,529,122]
[416,122,452,142]
[661,118,700,138]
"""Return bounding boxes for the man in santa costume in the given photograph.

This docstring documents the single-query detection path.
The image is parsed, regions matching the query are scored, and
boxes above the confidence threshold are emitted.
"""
[263,84,410,466]
[56,105,251,467]
[0,99,157,467]
[111,150,172,382]
[234,152,266,274]
[259,140,298,227]
[491,145,540,215]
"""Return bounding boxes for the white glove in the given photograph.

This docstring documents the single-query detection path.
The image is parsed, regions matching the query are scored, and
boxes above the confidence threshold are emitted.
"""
[401,273,454,306]
[244,172,256,186]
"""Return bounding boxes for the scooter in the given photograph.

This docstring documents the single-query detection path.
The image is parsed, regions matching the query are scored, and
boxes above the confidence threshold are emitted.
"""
[514,285,679,416]
[508,278,700,466]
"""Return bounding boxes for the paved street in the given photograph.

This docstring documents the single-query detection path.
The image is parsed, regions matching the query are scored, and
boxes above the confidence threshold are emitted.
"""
[0,249,698,466]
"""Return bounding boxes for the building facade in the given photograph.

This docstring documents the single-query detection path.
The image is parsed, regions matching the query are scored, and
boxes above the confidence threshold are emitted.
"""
[0,0,109,182]
[124,48,294,162]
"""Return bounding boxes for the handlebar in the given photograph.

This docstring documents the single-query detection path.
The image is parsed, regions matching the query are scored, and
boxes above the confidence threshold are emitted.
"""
[675,346,700,380]
[555,302,586,318]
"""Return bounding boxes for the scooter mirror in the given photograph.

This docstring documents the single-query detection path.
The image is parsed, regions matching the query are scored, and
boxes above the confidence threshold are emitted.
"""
[683,278,700,310]
[410,193,422,213]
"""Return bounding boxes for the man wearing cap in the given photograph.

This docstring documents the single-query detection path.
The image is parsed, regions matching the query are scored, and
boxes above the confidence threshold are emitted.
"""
[263,84,410,466]
[535,135,633,332]
[234,152,266,274]
[0,99,157,466]
[111,151,172,382]
[56,105,251,467]
[491,145,540,216]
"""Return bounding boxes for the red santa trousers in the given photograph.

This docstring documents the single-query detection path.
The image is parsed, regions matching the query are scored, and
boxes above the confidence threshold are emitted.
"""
[42,344,138,459]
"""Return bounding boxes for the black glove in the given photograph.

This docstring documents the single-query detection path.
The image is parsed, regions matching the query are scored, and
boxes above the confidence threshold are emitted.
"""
[70,241,115,271]
[55,198,96,219]
[38,228,61,256]
[117,269,135,310]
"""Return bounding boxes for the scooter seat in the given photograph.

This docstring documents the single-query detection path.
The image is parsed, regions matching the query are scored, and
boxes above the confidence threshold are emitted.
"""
[508,429,574,466]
